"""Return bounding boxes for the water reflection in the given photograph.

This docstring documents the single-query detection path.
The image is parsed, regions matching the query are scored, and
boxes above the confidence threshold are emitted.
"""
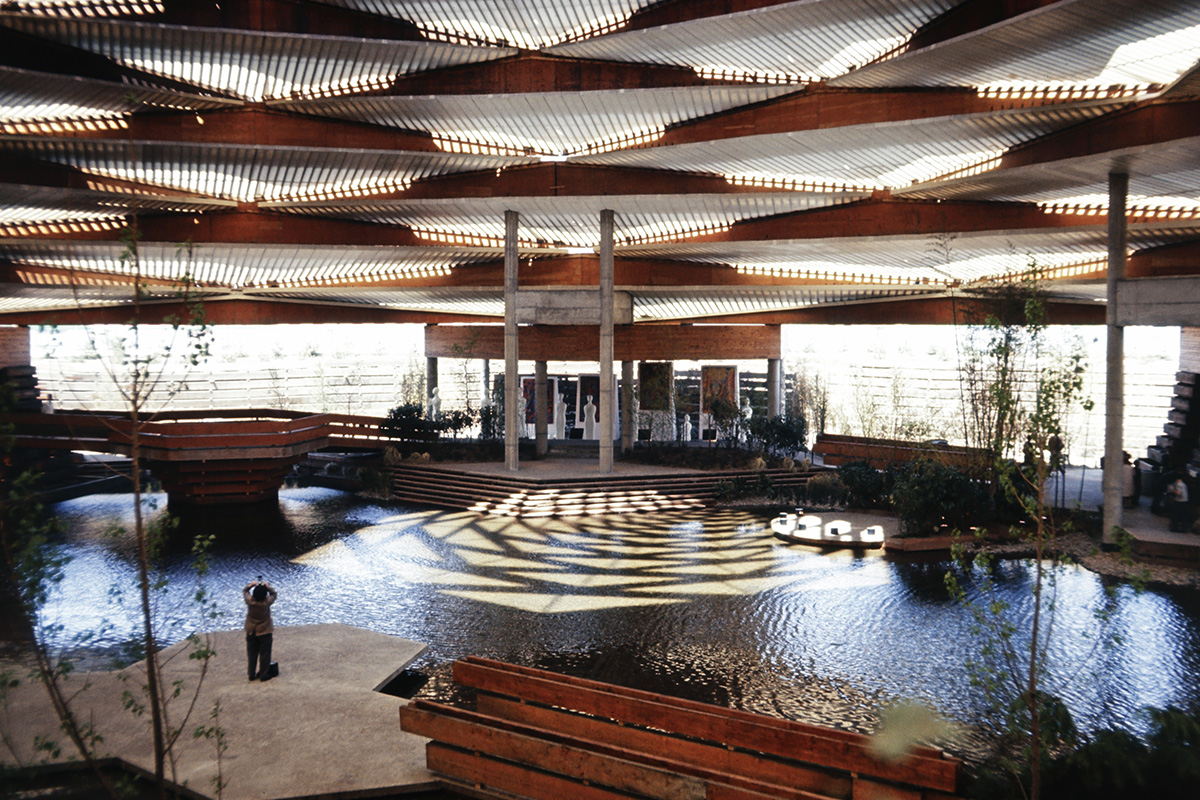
[39,488,1200,753]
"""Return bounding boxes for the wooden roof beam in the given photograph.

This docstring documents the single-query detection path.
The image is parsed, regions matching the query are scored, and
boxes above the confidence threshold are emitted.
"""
[698,197,1094,242]
[42,108,439,152]
[690,296,1105,325]
[401,163,753,200]
[657,86,1061,147]
[1000,97,1200,169]
[1128,239,1200,278]
[623,0,798,32]
[4,210,421,246]
[903,0,1062,55]
[387,53,712,95]
[153,0,424,40]
[0,297,491,327]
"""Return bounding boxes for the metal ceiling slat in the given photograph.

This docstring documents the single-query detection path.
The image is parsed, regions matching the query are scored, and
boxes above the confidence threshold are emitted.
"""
[0,13,519,100]
[833,0,1200,90]
[546,0,957,82]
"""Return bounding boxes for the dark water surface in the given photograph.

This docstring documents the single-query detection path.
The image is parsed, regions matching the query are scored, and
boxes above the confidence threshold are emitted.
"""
[43,488,1200,755]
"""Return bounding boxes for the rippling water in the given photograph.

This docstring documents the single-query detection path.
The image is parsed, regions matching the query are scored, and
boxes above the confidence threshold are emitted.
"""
[39,488,1200,756]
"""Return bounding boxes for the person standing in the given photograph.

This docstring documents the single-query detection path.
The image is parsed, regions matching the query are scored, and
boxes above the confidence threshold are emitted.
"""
[243,579,277,681]
[1167,475,1191,533]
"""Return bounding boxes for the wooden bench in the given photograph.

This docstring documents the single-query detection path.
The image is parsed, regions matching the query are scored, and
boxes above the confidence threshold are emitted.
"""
[813,433,990,471]
[400,657,962,800]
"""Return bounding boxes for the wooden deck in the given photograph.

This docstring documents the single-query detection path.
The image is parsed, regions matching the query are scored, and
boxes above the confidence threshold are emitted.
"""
[401,657,963,800]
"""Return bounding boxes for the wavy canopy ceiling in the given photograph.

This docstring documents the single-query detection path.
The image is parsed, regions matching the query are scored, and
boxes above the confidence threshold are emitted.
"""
[0,0,1198,326]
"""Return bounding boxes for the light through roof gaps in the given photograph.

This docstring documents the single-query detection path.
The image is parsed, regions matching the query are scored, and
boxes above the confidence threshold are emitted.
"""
[0,15,517,101]
[546,0,959,83]
[311,0,655,49]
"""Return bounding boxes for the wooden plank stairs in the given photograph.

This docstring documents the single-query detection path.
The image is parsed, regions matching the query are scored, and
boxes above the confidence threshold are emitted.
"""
[385,465,813,517]
[400,657,963,800]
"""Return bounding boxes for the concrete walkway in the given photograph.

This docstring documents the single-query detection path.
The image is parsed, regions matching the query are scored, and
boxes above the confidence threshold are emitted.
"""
[1,624,435,799]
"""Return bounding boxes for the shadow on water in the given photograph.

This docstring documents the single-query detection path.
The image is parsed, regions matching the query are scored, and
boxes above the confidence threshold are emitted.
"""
[37,488,1200,760]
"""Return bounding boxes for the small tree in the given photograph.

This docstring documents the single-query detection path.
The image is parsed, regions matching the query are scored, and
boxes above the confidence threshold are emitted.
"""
[944,270,1101,800]
[22,224,220,799]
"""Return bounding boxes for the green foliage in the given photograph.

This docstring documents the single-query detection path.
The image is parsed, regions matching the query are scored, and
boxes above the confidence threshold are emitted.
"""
[478,404,502,440]
[379,403,437,440]
[439,407,477,438]
[837,460,889,509]
[712,472,774,502]
[804,472,845,508]
[745,411,807,459]
[706,396,742,447]
[891,458,984,536]
[970,707,1200,800]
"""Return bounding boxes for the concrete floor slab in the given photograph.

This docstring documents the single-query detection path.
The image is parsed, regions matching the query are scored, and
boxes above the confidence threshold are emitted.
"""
[1,624,436,799]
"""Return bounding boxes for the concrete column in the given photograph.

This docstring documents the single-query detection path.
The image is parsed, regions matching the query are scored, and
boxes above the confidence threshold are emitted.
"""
[621,360,634,452]
[535,360,548,456]
[504,210,520,471]
[481,358,490,407]
[599,209,615,473]
[767,358,782,418]
[426,356,438,415]
[1103,171,1128,547]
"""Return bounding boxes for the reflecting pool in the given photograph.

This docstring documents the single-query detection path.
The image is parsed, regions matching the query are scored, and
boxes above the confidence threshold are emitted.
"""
[41,488,1200,755]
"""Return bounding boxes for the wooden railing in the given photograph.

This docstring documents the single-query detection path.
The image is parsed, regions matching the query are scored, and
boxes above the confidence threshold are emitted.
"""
[400,657,962,800]
[813,433,991,470]
[0,408,393,457]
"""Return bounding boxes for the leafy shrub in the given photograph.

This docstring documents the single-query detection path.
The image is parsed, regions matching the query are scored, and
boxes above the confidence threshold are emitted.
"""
[971,706,1200,800]
[478,405,502,440]
[838,460,888,508]
[804,472,845,508]
[746,412,807,458]
[439,408,477,438]
[380,403,435,441]
[890,458,984,536]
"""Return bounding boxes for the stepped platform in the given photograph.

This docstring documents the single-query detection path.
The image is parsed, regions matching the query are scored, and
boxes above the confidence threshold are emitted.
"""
[386,458,813,517]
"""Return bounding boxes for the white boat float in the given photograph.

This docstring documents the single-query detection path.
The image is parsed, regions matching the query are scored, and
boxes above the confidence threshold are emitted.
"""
[770,510,885,549]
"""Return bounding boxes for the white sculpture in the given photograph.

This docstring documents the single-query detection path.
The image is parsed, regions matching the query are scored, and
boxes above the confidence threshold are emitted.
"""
[583,395,597,440]
[683,414,692,442]
[554,393,567,440]
[428,386,441,420]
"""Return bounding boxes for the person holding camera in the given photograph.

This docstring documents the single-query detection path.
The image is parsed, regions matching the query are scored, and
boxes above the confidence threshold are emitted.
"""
[243,577,277,681]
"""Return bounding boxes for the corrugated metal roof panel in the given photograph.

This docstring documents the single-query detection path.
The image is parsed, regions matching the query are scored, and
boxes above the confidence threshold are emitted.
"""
[0,136,535,202]
[546,0,957,82]
[251,285,506,316]
[576,102,1121,188]
[630,286,935,321]
[833,0,1200,90]
[0,241,498,287]
[0,66,239,127]
[275,85,798,156]
[312,0,655,48]
[0,185,235,227]
[270,192,866,248]
[897,136,1200,204]
[0,13,516,101]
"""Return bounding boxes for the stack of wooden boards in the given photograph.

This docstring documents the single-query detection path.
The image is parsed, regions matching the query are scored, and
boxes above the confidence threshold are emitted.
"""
[401,657,962,800]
